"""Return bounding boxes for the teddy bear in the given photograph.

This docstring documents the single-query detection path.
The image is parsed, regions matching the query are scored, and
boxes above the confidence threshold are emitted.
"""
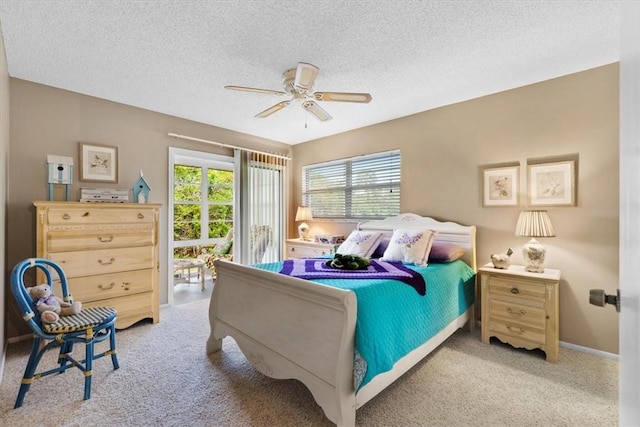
[27,283,82,324]
[325,253,371,270]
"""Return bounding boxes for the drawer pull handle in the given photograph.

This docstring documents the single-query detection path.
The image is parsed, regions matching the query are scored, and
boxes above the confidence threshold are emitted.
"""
[291,247,295,252]
[82,212,90,217]
[138,213,145,219]
[506,325,526,334]
[98,282,116,290]
[98,235,114,243]
[506,307,526,316]
[122,281,131,291]
[62,213,71,220]
[510,287,519,294]
[98,257,116,265]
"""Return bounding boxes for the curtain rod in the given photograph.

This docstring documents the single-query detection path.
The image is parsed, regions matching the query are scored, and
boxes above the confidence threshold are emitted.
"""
[167,132,291,160]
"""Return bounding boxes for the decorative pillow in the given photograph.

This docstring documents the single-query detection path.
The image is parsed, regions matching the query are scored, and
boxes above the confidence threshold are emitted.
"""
[380,228,438,266]
[336,230,383,258]
[211,240,233,255]
[428,242,465,263]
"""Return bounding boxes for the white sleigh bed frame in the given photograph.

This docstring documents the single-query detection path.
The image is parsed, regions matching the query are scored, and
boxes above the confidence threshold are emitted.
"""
[207,213,477,426]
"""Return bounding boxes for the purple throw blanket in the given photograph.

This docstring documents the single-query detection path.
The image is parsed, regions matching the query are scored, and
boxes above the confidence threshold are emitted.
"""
[279,258,426,295]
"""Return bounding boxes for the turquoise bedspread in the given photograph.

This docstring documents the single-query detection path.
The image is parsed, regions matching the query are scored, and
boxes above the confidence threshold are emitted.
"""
[254,259,476,389]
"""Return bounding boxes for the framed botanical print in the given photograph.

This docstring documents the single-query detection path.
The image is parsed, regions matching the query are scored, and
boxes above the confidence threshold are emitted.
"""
[482,165,519,207]
[528,160,575,206]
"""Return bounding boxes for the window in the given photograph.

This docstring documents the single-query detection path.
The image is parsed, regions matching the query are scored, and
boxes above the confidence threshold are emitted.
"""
[302,150,400,220]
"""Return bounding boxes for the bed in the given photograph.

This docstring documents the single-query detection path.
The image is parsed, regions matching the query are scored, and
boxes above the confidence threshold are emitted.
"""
[206,213,477,426]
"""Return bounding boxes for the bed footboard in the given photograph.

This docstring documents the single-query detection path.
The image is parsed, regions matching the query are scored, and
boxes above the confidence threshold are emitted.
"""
[207,260,358,426]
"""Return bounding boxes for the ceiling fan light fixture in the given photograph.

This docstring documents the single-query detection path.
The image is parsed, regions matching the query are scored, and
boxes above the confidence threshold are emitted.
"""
[294,62,319,91]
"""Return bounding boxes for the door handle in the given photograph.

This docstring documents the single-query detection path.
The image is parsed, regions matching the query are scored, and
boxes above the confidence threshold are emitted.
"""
[589,289,620,312]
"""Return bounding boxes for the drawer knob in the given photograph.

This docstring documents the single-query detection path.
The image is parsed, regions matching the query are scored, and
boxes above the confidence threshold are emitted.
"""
[506,325,526,334]
[137,213,145,219]
[98,257,116,265]
[506,307,526,316]
[82,212,90,217]
[62,213,71,220]
[98,282,116,290]
[510,287,519,294]
[98,235,114,243]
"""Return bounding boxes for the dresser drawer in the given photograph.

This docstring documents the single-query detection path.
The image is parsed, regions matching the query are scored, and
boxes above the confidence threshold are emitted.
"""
[489,276,546,301]
[82,292,154,330]
[64,269,153,302]
[488,318,546,346]
[49,246,154,277]
[46,207,156,225]
[489,299,546,329]
[47,229,154,252]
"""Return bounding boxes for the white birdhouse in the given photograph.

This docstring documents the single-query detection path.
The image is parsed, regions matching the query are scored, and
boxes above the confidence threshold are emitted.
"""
[47,155,74,201]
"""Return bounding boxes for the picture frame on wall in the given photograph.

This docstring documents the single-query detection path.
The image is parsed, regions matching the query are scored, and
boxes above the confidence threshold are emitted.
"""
[528,160,576,206]
[482,165,519,207]
[79,142,118,183]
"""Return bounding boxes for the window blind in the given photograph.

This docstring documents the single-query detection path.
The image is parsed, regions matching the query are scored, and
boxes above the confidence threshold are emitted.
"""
[302,150,400,220]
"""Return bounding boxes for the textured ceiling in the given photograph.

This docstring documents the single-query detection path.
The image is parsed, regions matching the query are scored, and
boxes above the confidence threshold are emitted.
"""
[0,1,620,145]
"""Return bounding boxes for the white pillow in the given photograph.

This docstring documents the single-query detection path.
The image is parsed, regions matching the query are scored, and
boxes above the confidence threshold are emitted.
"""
[336,230,383,257]
[380,228,438,265]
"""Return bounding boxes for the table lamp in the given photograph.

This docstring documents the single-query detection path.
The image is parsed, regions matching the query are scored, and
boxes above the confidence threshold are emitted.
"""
[295,206,313,240]
[515,210,555,273]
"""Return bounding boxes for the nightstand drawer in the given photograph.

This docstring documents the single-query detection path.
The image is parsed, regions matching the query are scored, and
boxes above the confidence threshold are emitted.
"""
[489,299,546,329]
[489,276,546,301]
[288,246,331,258]
[489,319,546,345]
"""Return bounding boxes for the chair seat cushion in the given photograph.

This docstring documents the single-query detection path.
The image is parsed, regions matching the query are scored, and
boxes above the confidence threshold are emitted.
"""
[43,306,116,334]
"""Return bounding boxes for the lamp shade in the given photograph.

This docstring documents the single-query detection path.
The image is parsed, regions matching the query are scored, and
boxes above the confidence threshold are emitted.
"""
[515,210,555,273]
[295,206,313,222]
[515,210,555,237]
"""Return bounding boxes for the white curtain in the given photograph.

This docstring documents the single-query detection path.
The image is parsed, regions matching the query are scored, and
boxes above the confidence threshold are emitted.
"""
[235,150,288,265]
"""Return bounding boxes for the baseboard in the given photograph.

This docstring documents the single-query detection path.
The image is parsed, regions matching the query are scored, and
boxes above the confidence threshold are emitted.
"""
[560,340,619,361]
[7,333,31,344]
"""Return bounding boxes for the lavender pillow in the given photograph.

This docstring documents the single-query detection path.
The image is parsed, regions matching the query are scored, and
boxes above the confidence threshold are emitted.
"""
[428,242,465,263]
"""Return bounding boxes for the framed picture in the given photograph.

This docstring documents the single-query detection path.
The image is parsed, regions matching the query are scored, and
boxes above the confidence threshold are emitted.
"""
[528,160,575,206]
[482,165,519,207]
[79,142,118,183]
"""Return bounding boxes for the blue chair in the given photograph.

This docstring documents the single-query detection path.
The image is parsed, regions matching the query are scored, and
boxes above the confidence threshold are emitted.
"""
[10,258,120,408]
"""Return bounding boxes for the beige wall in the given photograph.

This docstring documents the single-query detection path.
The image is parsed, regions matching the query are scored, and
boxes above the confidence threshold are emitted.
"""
[292,64,620,354]
[0,24,9,374]
[5,79,290,338]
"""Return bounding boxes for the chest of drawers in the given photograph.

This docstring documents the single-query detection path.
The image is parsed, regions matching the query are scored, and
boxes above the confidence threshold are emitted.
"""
[285,239,337,259]
[479,264,561,362]
[34,201,160,329]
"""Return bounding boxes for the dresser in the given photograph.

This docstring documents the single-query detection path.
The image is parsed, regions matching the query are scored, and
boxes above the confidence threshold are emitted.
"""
[479,264,561,362]
[285,239,337,259]
[34,201,160,329]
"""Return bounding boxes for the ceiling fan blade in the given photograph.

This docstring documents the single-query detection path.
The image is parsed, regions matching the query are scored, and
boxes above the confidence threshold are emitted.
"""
[294,62,319,92]
[225,85,287,96]
[302,100,332,121]
[313,91,372,103]
[255,101,290,118]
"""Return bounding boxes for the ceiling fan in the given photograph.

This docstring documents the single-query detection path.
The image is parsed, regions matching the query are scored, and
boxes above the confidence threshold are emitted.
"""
[224,62,372,122]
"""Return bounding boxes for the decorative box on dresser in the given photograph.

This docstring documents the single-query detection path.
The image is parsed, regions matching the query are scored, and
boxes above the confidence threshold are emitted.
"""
[479,263,561,362]
[285,239,337,259]
[34,201,161,329]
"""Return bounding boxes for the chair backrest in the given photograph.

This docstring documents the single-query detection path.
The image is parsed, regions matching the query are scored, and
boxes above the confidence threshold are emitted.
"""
[10,258,73,337]
[250,225,273,264]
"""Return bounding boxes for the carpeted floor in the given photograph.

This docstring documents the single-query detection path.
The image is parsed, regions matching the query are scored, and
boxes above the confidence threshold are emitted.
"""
[0,298,618,426]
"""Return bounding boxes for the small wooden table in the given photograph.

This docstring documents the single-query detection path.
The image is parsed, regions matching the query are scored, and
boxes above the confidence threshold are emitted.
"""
[173,258,206,291]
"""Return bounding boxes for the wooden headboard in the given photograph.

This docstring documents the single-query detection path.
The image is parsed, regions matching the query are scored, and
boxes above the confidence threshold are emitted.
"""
[357,213,477,271]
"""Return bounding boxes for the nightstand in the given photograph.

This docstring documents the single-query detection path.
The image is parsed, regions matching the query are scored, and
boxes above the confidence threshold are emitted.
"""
[479,263,561,362]
[285,239,338,259]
